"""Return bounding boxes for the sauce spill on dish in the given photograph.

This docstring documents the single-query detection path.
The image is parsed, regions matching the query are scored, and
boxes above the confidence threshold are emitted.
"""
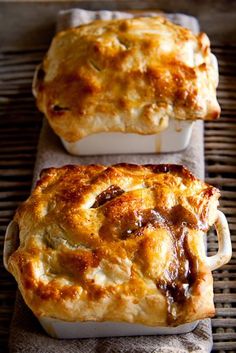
[174,120,182,132]
[155,137,161,153]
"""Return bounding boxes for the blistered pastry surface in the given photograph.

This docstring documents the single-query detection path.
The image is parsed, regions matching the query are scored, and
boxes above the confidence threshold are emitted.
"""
[8,164,220,325]
[34,16,220,142]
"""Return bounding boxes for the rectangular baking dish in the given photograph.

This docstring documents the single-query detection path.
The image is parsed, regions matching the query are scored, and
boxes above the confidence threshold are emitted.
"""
[38,317,198,339]
[59,54,218,156]
[33,54,218,156]
[61,119,194,155]
[3,210,231,339]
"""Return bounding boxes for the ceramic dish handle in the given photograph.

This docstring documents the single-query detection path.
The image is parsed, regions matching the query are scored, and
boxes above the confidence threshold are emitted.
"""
[32,64,42,98]
[210,53,219,86]
[3,220,19,272]
[206,210,232,271]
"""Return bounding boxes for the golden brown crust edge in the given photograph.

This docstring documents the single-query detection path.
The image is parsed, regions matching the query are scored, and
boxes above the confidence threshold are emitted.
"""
[8,164,220,325]
[33,16,220,142]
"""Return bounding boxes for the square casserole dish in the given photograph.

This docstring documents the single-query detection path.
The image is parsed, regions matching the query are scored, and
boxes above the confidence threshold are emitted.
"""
[61,119,194,156]
[33,14,220,156]
[4,165,232,339]
[58,54,218,155]
[3,209,231,339]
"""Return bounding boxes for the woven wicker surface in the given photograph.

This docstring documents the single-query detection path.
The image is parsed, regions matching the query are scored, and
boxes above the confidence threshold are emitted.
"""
[0,45,236,352]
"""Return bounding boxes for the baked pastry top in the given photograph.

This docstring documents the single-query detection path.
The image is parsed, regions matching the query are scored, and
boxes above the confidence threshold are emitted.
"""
[33,16,220,142]
[8,164,220,326]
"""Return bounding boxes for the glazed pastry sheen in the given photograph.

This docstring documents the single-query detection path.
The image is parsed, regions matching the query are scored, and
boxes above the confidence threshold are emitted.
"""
[8,164,220,326]
[33,16,220,142]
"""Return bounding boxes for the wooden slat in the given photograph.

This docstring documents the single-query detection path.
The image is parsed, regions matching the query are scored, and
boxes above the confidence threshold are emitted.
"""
[212,319,236,328]
[213,342,236,350]
[205,130,236,136]
[216,308,236,316]
[205,136,236,143]
[214,293,236,304]
[219,200,236,207]
[205,178,236,186]
[205,142,236,149]
[213,333,236,340]
[205,156,236,164]
[214,281,236,289]
[220,191,236,198]
[205,150,236,156]
[205,123,236,129]
[213,272,236,279]
[206,165,236,173]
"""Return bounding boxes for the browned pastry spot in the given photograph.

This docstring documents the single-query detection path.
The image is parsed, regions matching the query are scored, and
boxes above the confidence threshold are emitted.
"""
[51,105,70,113]
[92,185,124,208]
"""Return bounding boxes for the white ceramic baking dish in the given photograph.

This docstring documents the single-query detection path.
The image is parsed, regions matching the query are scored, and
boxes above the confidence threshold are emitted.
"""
[60,54,219,155]
[4,210,231,339]
[61,119,194,155]
[33,54,218,156]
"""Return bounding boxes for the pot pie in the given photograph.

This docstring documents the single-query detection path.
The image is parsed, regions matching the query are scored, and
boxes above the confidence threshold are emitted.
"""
[7,164,220,326]
[33,16,220,143]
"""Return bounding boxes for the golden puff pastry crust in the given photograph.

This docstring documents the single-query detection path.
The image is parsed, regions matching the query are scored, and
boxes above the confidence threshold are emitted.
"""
[8,164,220,326]
[33,16,220,142]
